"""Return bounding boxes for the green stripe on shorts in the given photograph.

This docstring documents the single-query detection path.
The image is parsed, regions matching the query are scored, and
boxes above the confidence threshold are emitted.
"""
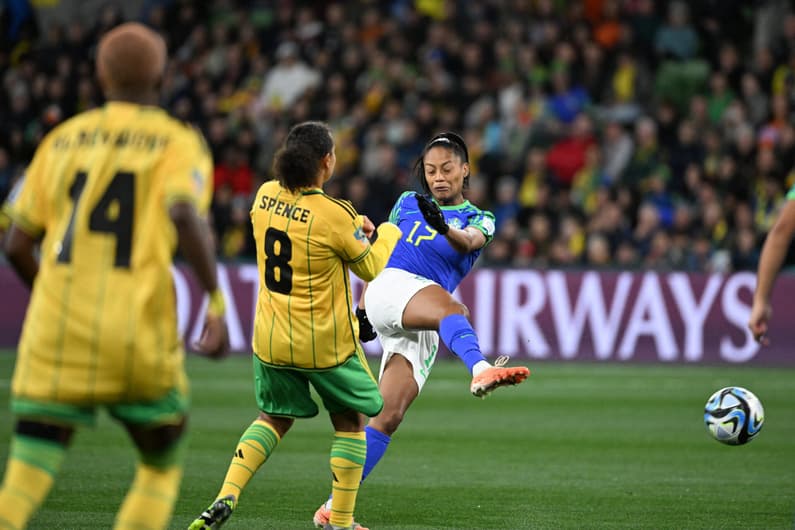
[12,397,96,427]
[11,436,66,476]
[11,387,188,429]
[254,354,383,418]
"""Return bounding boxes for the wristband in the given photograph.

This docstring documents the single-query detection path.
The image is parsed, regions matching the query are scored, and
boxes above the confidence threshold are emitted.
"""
[207,289,226,317]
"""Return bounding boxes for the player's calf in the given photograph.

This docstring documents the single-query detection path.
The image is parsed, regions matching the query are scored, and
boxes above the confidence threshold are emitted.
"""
[0,420,73,529]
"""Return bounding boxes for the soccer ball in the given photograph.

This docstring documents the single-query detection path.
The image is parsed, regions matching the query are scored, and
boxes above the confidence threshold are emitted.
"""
[703,387,764,445]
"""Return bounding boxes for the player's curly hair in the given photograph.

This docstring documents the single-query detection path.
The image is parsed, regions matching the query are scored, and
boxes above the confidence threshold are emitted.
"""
[273,121,334,191]
[413,131,470,194]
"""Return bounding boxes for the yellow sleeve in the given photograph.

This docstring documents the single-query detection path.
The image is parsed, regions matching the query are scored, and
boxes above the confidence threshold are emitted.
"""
[348,222,401,282]
[158,127,213,215]
[0,207,10,232]
[5,147,49,238]
[331,212,370,261]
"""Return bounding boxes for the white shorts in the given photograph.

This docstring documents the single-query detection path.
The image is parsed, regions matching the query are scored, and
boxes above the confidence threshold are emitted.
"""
[364,268,440,391]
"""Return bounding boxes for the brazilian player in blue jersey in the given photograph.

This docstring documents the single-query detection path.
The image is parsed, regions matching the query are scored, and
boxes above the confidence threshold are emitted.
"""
[313,132,530,527]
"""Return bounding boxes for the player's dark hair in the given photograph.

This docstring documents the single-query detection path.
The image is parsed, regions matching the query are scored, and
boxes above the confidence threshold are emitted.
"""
[96,23,166,102]
[273,121,334,191]
[413,131,470,194]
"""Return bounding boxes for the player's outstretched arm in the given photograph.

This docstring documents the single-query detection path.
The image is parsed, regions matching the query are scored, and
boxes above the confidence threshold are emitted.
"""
[414,193,486,253]
[348,222,402,281]
[442,225,487,254]
[4,225,39,288]
[170,201,229,359]
[749,199,795,344]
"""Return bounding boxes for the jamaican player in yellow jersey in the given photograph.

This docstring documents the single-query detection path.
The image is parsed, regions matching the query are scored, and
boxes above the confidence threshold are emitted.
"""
[189,122,401,530]
[0,23,229,530]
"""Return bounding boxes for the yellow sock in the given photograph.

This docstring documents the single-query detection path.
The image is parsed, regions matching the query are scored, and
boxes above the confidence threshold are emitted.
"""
[0,435,65,530]
[329,431,367,528]
[217,419,280,501]
[114,464,182,530]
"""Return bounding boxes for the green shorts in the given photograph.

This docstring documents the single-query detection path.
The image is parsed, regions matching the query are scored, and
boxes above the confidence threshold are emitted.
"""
[253,353,383,419]
[11,388,189,428]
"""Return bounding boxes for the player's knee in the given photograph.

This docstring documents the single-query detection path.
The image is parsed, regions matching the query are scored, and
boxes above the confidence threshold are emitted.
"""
[376,407,406,435]
[140,444,184,469]
[444,301,469,319]
[126,420,186,469]
[15,419,74,446]
[258,412,293,438]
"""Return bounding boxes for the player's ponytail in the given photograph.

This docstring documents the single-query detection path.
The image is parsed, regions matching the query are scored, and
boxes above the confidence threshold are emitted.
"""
[273,121,334,191]
[413,131,470,194]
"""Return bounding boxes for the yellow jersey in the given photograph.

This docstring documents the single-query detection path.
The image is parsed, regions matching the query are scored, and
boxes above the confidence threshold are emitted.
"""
[6,102,212,404]
[250,180,401,369]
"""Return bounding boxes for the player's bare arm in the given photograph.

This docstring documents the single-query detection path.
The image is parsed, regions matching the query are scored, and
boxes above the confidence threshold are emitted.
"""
[170,201,229,358]
[4,224,39,288]
[749,199,795,343]
[443,225,487,254]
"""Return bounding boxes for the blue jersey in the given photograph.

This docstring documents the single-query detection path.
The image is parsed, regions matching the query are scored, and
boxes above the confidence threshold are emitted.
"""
[384,192,496,292]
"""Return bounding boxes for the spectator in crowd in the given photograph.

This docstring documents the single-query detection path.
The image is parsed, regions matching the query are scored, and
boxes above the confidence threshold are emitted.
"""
[252,41,320,116]
[1,0,794,272]
[547,69,590,125]
[654,1,700,61]
[517,147,551,213]
[546,113,596,187]
[601,120,634,184]
[214,144,254,197]
[571,144,608,215]
[492,176,521,232]
[731,227,761,271]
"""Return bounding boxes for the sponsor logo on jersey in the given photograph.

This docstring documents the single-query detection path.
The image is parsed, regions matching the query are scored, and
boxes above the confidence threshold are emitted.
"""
[481,216,495,235]
[192,168,205,194]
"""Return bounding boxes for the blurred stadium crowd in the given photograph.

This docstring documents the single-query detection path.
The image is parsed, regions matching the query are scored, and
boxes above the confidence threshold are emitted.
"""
[2,0,795,271]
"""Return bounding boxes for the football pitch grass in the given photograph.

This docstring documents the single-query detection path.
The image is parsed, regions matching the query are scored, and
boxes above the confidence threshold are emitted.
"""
[0,352,794,529]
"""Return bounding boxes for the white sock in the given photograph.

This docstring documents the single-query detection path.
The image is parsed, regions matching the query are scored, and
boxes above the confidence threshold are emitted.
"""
[472,360,491,377]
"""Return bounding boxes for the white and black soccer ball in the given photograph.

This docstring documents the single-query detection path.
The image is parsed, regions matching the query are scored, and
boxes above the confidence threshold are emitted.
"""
[704,387,765,446]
